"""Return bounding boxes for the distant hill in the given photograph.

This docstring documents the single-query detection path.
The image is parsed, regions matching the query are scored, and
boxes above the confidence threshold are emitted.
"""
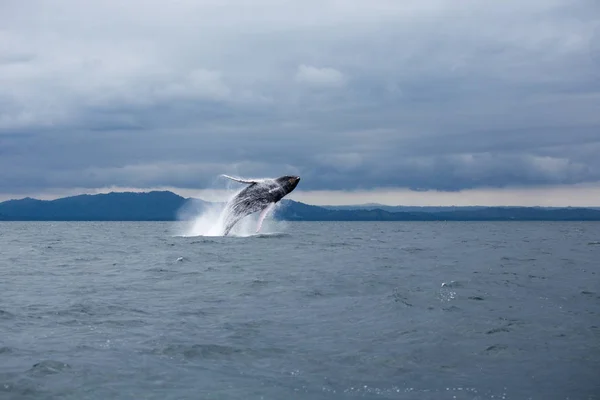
[1,191,600,221]
[322,204,600,212]
[275,201,600,221]
[0,191,200,221]
[321,204,489,212]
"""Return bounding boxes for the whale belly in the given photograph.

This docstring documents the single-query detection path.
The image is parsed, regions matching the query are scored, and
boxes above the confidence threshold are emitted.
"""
[221,194,271,236]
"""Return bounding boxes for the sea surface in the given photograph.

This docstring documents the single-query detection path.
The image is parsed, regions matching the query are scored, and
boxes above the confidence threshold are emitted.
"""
[1,221,599,400]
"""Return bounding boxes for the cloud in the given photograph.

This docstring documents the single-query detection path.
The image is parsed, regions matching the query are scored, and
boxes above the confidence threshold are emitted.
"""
[295,65,346,88]
[1,0,599,202]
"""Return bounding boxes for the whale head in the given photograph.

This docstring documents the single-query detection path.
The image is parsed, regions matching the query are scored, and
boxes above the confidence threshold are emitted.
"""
[275,175,301,196]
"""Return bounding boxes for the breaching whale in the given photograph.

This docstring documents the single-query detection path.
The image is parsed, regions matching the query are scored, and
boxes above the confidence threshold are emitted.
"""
[219,174,301,236]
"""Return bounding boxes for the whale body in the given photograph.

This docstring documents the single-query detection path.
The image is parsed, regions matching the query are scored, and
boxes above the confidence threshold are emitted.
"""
[219,174,301,236]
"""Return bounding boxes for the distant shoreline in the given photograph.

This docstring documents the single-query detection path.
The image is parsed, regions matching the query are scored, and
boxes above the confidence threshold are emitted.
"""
[1,191,600,222]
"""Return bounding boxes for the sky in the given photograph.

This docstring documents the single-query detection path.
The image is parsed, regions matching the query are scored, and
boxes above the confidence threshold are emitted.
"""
[1,0,599,206]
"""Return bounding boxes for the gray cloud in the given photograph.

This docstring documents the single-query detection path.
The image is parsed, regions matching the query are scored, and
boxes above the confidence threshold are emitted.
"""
[295,65,346,88]
[1,0,599,196]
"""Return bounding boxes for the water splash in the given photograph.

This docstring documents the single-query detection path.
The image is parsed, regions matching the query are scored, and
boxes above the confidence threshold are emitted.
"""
[173,183,287,238]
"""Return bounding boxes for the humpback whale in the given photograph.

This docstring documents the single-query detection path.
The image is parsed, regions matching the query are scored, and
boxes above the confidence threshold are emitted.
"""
[219,174,301,236]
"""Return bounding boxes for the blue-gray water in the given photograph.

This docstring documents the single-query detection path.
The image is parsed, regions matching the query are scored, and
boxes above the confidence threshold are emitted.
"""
[1,221,599,400]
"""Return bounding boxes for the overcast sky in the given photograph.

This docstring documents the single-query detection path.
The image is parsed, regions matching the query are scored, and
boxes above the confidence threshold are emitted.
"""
[1,0,599,205]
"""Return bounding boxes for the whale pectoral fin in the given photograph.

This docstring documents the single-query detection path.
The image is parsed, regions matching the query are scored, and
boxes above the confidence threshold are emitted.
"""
[256,203,276,233]
[221,174,259,185]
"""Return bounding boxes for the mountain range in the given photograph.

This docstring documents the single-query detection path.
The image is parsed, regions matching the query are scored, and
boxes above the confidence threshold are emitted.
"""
[1,191,600,221]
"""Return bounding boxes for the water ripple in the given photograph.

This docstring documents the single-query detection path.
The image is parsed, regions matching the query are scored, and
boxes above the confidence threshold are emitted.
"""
[0,221,599,399]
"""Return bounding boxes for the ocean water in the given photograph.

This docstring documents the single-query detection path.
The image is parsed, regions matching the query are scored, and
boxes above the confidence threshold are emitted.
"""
[1,221,599,400]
